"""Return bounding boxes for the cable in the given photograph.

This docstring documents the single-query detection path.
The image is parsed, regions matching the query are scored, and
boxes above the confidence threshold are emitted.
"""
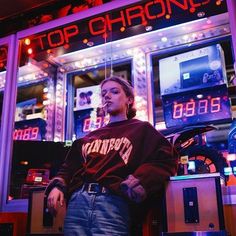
[104,28,107,79]
[110,18,113,77]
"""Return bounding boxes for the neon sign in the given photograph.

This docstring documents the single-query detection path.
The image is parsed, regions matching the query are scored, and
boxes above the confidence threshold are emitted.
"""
[22,0,227,58]
[34,25,79,50]
[162,84,232,128]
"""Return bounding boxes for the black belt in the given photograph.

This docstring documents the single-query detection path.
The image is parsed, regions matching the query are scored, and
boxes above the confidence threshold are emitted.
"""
[83,183,109,194]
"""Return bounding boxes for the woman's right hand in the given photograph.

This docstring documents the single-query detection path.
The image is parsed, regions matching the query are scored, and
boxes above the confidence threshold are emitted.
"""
[47,187,64,216]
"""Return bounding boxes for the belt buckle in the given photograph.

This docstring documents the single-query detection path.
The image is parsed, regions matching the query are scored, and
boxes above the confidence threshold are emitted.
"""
[87,183,98,194]
[101,187,107,194]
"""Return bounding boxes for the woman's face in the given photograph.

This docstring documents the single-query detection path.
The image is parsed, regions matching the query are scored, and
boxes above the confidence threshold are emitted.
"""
[101,81,130,117]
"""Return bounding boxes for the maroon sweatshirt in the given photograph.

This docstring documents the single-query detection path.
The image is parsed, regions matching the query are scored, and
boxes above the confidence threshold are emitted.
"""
[49,119,178,199]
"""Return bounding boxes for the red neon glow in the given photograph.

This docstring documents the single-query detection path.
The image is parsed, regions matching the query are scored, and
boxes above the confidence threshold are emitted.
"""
[166,0,188,14]
[106,11,126,31]
[144,1,166,19]
[198,99,208,114]
[48,30,65,47]
[89,17,106,36]
[185,101,195,117]
[173,97,221,119]
[13,127,39,140]
[126,5,147,26]
[63,25,79,43]
[34,25,79,50]
[173,103,183,119]
[30,0,215,51]
[211,97,221,113]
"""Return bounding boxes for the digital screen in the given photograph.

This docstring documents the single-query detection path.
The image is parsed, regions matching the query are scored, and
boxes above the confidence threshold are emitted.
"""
[13,127,39,140]
[74,109,109,138]
[14,118,46,141]
[180,56,210,89]
[159,44,227,95]
[74,109,93,138]
[83,117,103,132]
[162,84,231,128]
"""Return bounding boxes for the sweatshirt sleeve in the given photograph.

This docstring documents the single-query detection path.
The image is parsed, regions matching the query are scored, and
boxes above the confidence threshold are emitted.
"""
[45,140,83,195]
[132,123,178,196]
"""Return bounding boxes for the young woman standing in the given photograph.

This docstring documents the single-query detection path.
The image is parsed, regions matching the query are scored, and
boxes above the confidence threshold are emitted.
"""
[46,76,178,235]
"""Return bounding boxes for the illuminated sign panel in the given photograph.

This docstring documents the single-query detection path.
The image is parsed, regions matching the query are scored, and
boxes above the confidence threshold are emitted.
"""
[14,127,40,140]
[22,0,227,60]
[14,118,47,141]
[162,84,232,128]
[83,117,103,132]
[74,108,109,138]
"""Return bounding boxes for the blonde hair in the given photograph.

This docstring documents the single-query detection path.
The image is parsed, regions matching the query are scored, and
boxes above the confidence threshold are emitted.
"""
[100,76,136,119]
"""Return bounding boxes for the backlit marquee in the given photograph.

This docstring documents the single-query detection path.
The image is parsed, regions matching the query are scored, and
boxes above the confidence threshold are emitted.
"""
[21,0,227,59]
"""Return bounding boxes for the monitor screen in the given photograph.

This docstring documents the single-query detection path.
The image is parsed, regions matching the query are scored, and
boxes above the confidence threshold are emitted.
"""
[180,55,210,89]
[159,44,227,95]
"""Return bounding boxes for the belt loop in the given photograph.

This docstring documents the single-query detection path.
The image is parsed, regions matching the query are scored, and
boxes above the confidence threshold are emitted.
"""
[102,187,107,193]
[88,183,98,194]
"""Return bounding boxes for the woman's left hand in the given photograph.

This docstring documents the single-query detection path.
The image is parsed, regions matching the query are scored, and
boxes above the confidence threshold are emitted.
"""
[120,175,147,203]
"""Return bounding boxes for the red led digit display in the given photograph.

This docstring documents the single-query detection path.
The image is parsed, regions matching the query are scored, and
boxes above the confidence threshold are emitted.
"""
[83,117,103,132]
[162,84,231,128]
[173,103,183,119]
[13,127,39,140]
[185,101,195,117]
[83,118,91,132]
[173,97,221,119]
[198,99,208,114]
[211,97,221,113]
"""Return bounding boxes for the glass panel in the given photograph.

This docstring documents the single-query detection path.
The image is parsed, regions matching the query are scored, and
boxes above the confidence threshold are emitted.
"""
[9,38,62,200]
[70,62,132,139]
[152,38,236,185]
[9,31,132,200]
[152,39,235,136]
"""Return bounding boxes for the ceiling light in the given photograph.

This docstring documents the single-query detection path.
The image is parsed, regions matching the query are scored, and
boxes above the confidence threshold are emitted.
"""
[161,37,168,42]
[87,41,94,47]
[197,12,205,17]
[24,38,31,45]
[145,25,153,32]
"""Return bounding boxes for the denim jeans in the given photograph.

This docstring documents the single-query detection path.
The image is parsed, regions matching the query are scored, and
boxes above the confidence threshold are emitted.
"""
[64,186,130,236]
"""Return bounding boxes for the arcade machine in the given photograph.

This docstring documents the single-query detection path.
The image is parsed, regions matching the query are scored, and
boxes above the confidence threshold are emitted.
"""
[160,44,231,176]
[159,44,231,235]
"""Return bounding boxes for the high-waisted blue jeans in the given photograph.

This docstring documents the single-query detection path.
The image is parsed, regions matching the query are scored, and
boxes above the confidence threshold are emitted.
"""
[64,186,130,236]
